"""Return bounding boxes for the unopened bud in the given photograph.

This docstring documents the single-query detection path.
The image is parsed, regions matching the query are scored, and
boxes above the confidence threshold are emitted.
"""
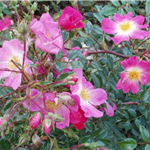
[11,0,18,6]
[31,2,37,12]
[21,0,30,6]
[32,133,42,148]
[0,117,7,132]
[19,134,29,145]
[30,112,42,129]
[43,119,52,135]
[67,81,76,85]
[17,20,28,36]
[53,114,64,122]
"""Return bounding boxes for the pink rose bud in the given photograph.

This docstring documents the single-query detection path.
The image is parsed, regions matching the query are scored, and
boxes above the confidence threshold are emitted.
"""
[30,112,42,129]
[58,6,84,31]
[0,17,11,32]
[43,119,52,135]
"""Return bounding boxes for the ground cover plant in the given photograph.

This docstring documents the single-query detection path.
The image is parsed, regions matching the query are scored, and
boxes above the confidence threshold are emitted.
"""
[1,0,150,150]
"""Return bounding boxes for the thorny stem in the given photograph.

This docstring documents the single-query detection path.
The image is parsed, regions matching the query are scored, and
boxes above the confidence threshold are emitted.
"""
[0,69,20,73]
[135,37,150,50]
[22,39,26,68]
[11,60,30,82]
[87,50,130,59]
[7,102,23,121]
[121,102,139,105]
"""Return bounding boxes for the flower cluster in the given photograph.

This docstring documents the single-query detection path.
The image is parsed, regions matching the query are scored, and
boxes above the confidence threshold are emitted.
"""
[0,7,117,137]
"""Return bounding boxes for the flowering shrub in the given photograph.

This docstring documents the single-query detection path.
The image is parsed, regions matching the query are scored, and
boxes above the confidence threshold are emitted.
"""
[0,1,150,150]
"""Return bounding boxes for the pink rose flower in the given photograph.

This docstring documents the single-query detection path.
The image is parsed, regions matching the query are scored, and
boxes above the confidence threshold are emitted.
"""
[0,17,11,32]
[58,6,84,31]
[101,12,150,44]
[30,13,63,54]
[70,68,107,118]
[0,39,32,90]
[116,56,150,93]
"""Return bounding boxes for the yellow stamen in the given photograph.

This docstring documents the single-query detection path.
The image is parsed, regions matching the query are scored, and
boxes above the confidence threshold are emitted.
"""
[80,89,90,101]
[7,55,19,69]
[45,100,61,111]
[45,33,52,39]
[119,21,131,31]
[128,70,140,81]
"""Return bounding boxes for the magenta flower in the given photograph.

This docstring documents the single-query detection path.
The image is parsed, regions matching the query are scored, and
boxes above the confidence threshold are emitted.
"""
[30,13,63,54]
[70,69,107,118]
[101,12,150,44]
[58,6,84,31]
[0,17,11,32]
[23,89,70,129]
[30,112,42,129]
[0,39,32,90]
[116,56,150,93]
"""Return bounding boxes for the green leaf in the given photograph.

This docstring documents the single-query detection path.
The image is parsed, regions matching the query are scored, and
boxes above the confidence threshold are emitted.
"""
[145,144,150,150]
[117,138,137,150]
[111,0,120,7]
[56,50,63,60]
[68,50,81,60]
[70,61,83,69]
[55,61,65,73]
[3,8,11,15]
[93,13,104,23]
[84,21,93,34]
[0,137,11,150]
[139,125,150,142]
[47,72,53,82]
[72,40,82,48]
[91,73,100,88]
[120,0,127,5]
[146,0,150,15]
[56,71,73,81]
[61,30,69,41]
[101,5,116,16]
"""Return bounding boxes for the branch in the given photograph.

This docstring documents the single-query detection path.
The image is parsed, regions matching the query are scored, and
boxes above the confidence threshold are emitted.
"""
[87,50,130,59]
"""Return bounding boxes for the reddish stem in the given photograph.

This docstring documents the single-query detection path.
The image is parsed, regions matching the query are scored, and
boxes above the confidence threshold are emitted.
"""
[87,50,130,59]
[121,102,138,105]
[68,144,84,150]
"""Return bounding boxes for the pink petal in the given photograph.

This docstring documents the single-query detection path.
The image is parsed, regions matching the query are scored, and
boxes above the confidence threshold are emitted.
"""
[23,89,44,112]
[30,112,42,129]
[121,56,138,70]
[130,81,139,94]
[110,34,129,45]
[56,105,70,129]
[113,12,132,22]
[130,30,150,40]
[122,79,131,93]
[137,60,150,72]
[4,73,22,90]
[132,15,145,25]
[139,72,150,85]
[104,101,115,117]
[40,13,53,23]
[101,18,116,34]
[81,101,103,118]
[89,88,107,105]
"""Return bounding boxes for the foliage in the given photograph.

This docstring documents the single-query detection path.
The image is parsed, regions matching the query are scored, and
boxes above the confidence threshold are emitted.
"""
[0,0,150,150]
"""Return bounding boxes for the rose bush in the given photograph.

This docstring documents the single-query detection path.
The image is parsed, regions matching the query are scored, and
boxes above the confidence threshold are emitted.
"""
[0,1,150,150]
